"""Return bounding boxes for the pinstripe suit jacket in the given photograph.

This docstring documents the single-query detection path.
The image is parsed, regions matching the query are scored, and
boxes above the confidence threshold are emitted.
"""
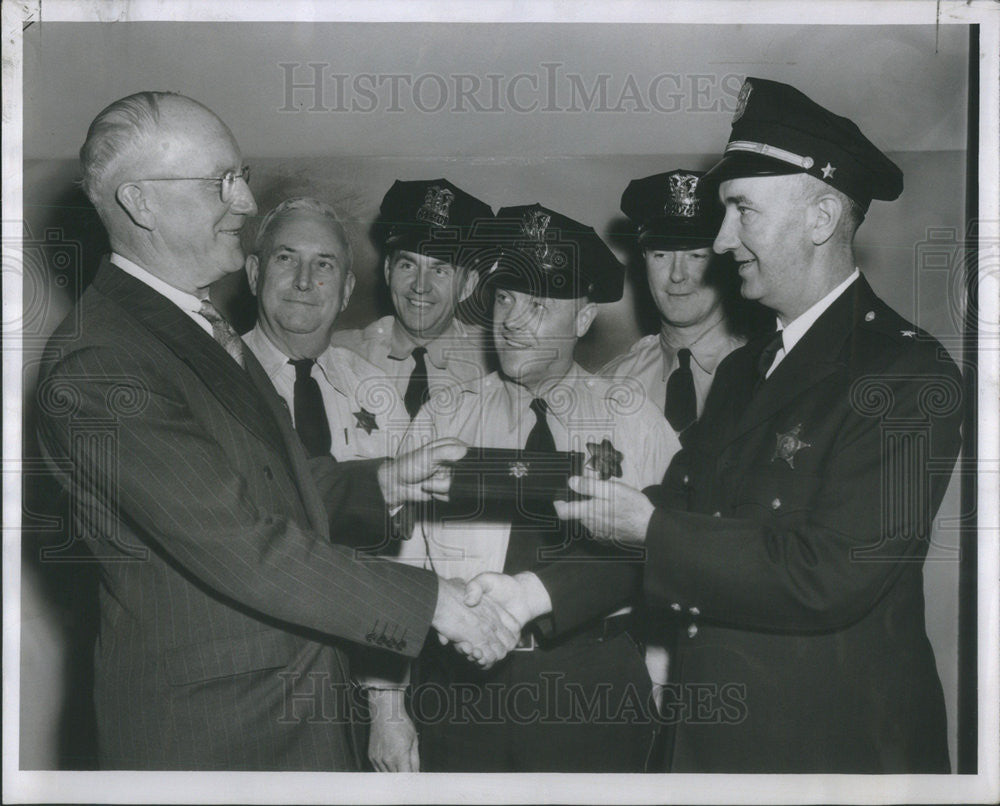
[36,260,439,770]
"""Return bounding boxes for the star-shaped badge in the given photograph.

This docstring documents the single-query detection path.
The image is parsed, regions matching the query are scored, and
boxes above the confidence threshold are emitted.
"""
[586,439,624,480]
[821,162,836,179]
[509,461,529,478]
[772,424,811,468]
[353,407,379,435]
[900,330,916,338]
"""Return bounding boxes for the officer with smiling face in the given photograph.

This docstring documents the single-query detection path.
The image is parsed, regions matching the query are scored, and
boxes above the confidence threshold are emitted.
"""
[555,77,964,773]
[332,179,493,423]
[244,197,411,464]
[603,170,746,442]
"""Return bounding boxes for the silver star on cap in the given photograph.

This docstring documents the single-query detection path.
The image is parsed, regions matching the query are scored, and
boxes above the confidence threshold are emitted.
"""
[821,163,836,179]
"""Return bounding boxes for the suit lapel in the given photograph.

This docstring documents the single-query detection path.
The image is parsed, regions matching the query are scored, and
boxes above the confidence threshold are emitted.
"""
[244,353,331,537]
[94,261,289,459]
[726,277,868,448]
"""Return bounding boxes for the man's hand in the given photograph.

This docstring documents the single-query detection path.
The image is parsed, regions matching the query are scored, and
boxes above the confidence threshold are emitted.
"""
[431,577,520,668]
[378,438,467,507]
[464,572,553,629]
[553,476,655,545]
[367,688,419,772]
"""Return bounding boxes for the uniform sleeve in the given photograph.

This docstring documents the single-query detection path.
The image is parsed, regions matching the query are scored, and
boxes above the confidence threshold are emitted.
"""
[642,353,963,632]
[37,346,439,658]
[533,402,677,637]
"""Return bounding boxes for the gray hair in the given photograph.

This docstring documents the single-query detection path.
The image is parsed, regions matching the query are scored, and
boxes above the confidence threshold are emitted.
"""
[252,197,354,271]
[79,91,179,204]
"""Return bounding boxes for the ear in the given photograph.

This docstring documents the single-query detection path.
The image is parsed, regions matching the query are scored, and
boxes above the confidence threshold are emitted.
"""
[245,254,260,296]
[459,268,480,302]
[810,193,843,246]
[115,182,155,231]
[383,255,392,288]
[575,301,599,338]
[341,271,356,311]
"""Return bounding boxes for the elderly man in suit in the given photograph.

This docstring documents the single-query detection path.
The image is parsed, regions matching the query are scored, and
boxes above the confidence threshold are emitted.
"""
[35,92,519,770]
[555,78,963,772]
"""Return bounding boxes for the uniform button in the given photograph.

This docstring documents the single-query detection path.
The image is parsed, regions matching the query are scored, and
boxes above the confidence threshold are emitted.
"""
[687,624,699,638]
[263,465,274,480]
[713,511,721,518]
[771,498,782,510]
[689,606,700,616]
[682,474,690,485]
[670,603,682,612]
[865,310,875,322]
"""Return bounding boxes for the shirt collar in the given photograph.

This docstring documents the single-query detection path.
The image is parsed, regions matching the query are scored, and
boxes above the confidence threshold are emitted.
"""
[388,317,466,369]
[507,363,586,424]
[780,268,860,355]
[245,323,347,394]
[110,252,206,317]
[244,324,292,380]
[659,315,738,376]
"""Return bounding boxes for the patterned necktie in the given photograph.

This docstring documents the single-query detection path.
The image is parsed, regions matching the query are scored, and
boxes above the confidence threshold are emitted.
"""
[756,330,784,389]
[290,358,332,458]
[504,398,559,574]
[403,346,430,420]
[198,298,245,368]
[664,347,697,434]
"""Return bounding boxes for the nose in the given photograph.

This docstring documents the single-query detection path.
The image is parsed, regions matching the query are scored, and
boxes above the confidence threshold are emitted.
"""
[713,209,738,254]
[230,177,257,216]
[411,265,429,293]
[293,261,313,291]
[667,254,687,284]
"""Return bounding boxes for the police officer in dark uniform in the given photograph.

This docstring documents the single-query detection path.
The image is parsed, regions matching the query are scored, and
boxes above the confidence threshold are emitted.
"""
[556,77,964,773]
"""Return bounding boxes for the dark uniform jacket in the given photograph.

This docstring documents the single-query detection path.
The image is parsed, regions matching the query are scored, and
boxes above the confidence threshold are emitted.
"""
[36,261,439,770]
[645,275,962,772]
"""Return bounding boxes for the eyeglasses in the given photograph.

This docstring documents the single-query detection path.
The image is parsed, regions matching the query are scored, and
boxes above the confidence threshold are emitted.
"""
[130,166,251,203]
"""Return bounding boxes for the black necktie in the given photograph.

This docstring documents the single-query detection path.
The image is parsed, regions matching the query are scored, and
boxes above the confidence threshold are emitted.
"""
[664,347,697,434]
[290,358,332,458]
[504,398,559,574]
[756,330,784,390]
[403,346,430,420]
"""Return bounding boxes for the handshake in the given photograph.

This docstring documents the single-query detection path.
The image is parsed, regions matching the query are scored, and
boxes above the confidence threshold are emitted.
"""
[430,572,553,668]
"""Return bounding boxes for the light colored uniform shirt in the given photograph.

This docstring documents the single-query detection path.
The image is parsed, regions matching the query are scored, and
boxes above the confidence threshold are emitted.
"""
[244,324,411,461]
[331,315,489,412]
[399,364,677,579]
[395,364,678,689]
[601,317,745,425]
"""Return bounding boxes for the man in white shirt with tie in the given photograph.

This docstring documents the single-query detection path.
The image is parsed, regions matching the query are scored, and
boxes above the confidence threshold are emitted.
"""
[244,197,411,468]
[380,204,677,772]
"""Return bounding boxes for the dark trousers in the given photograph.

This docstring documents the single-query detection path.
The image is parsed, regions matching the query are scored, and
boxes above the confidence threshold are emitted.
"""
[411,630,658,772]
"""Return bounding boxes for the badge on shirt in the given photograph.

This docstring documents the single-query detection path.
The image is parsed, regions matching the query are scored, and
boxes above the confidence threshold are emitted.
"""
[772,423,811,468]
[586,439,624,480]
[353,407,379,435]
